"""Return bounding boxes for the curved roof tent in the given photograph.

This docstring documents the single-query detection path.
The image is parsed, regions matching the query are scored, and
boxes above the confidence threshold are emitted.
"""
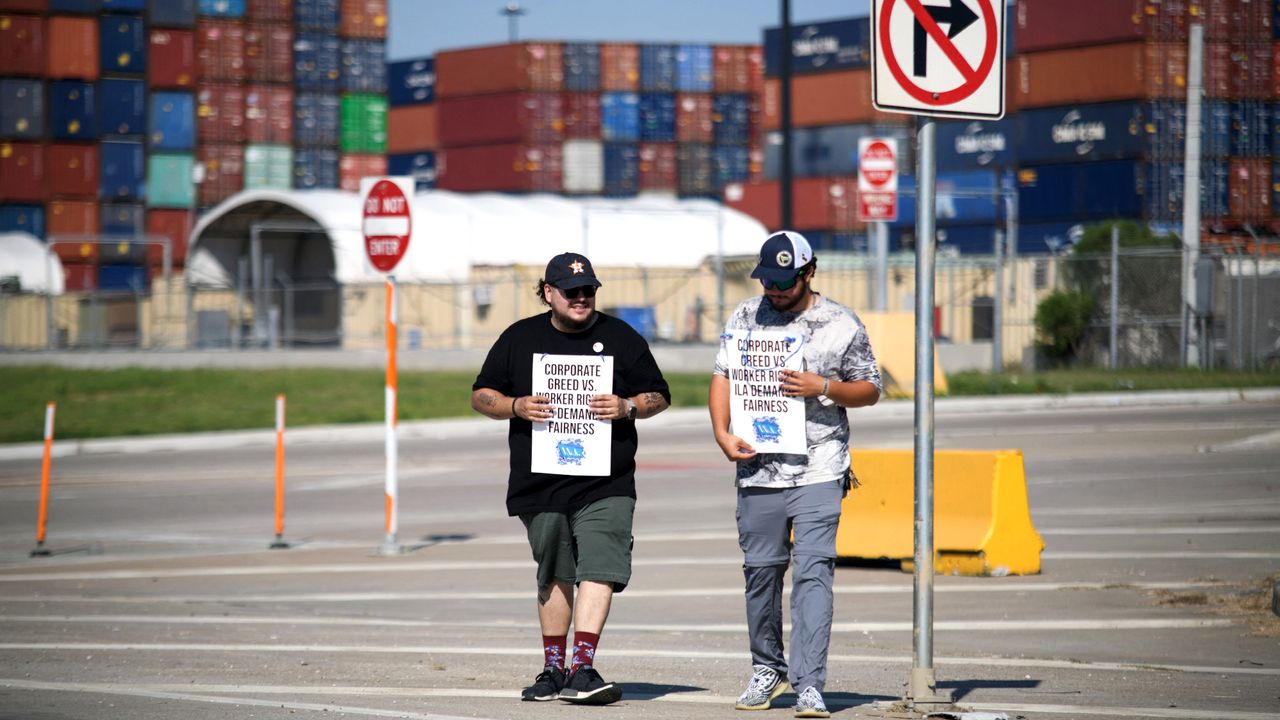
[0,232,65,294]
[187,189,771,287]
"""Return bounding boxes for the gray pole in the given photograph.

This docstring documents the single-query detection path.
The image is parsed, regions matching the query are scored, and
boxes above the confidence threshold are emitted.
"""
[44,243,54,350]
[715,210,726,326]
[1181,23,1204,367]
[1109,225,1119,370]
[876,222,889,311]
[993,229,1004,373]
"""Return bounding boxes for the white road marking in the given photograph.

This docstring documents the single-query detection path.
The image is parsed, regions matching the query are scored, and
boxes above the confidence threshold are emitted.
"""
[1039,526,1280,535]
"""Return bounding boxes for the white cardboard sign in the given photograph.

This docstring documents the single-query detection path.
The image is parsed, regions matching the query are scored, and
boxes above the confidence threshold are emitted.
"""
[724,329,806,455]
[531,353,614,476]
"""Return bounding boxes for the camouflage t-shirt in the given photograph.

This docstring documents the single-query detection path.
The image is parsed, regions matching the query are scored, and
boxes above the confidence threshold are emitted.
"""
[713,293,882,488]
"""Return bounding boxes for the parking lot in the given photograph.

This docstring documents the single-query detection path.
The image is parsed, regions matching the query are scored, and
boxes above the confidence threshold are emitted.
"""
[1,395,1278,719]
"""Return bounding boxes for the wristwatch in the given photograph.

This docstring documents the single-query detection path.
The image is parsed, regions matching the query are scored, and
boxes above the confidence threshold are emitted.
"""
[625,398,638,420]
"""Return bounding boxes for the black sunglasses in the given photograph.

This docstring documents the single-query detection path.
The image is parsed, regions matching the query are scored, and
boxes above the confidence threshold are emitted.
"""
[761,268,808,291]
[557,285,597,299]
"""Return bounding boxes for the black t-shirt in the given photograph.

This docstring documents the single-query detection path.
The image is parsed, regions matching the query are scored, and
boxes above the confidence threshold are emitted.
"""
[473,311,671,516]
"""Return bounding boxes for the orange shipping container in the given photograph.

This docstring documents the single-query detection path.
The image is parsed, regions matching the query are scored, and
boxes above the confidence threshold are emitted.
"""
[436,42,564,98]
[196,19,246,82]
[637,142,676,191]
[339,153,387,192]
[197,83,247,144]
[1203,43,1232,98]
[713,45,762,94]
[1014,42,1188,109]
[340,0,387,39]
[601,43,638,91]
[1229,158,1270,222]
[387,104,438,153]
[45,15,98,80]
[197,144,244,207]
[243,84,293,144]
[761,70,903,130]
[47,200,100,262]
[243,23,292,83]
[45,143,99,199]
[676,93,713,143]
[146,209,194,265]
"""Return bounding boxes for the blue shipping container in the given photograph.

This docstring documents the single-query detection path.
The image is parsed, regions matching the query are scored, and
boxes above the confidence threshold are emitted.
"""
[149,91,195,150]
[293,147,339,189]
[197,0,245,16]
[936,117,1015,170]
[100,202,143,241]
[603,143,639,197]
[148,0,196,27]
[1017,160,1144,223]
[1229,101,1271,158]
[935,224,1003,256]
[0,79,44,140]
[50,0,101,12]
[294,33,341,92]
[1017,221,1091,255]
[295,0,339,31]
[893,169,1004,228]
[563,43,600,92]
[387,57,435,106]
[387,151,436,190]
[341,39,388,94]
[763,18,871,76]
[713,94,752,145]
[103,0,147,10]
[1144,159,1230,221]
[99,14,146,75]
[98,78,146,136]
[713,144,749,187]
[293,92,340,146]
[638,92,676,142]
[97,263,148,292]
[50,81,97,140]
[0,205,46,239]
[1015,102,1144,164]
[100,139,146,200]
[765,123,914,180]
[675,44,713,92]
[601,92,639,141]
[639,44,677,92]
[802,230,875,253]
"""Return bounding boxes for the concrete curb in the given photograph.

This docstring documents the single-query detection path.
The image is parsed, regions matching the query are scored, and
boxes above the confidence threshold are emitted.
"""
[1,387,1277,463]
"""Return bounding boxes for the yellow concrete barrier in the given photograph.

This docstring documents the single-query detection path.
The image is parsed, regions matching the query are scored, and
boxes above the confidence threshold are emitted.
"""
[836,449,1044,576]
[859,312,948,398]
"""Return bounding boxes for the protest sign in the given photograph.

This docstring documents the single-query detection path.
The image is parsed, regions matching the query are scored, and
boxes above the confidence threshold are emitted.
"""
[724,329,806,454]
[531,353,615,476]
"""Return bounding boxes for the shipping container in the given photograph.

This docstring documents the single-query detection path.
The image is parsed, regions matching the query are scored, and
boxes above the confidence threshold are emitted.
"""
[148,0,196,26]
[722,179,778,230]
[602,143,638,197]
[99,203,146,261]
[0,79,43,140]
[0,142,43,202]
[148,28,195,88]
[1015,0,1187,52]
[1,13,45,77]
[46,143,98,198]
[145,208,193,264]
[936,117,1015,170]
[337,152,384,191]
[637,142,676,191]
[295,0,338,31]
[149,91,195,150]
[713,144,749,188]
[99,78,145,135]
[98,262,147,291]
[243,23,291,83]
[246,0,288,22]
[243,143,292,189]
[563,139,603,194]
[340,0,388,38]
[50,0,100,12]
[0,0,48,11]
[932,224,1007,256]
[196,142,243,206]
[102,0,145,10]
[46,15,98,79]
[145,153,196,207]
[386,151,435,189]
[436,142,562,193]
[49,80,96,140]
[294,32,340,91]
[564,42,600,92]
[1229,157,1270,221]
[638,92,676,142]
[197,0,244,15]
[46,200,99,259]
[712,45,758,94]
[1229,41,1271,99]
[341,38,388,95]
[675,44,713,92]
[600,42,638,91]
[99,138,144,200]
[1143,99,1232,157]
[764,123,914,180]
[386,103,437,152]
[437,92,561,147]
[436,42,563,98]
[1230,101,1271,157]
[243,84,292,144]
[563,92,601,138]
[339,92,386,152]
[1143,158,1232,222]
[762,70,902,129]
[196,82,246,143]
[894,169,1004,227]
[1203,0,1270,41]
[99,13,145,74]
[293,91,340,146]
[763,17,870,76]
[601,91,639,141]
[639,43,677,92]
[1017,160,1144,223]
[388,57,435,106]
[1202,42,1233,99]
[0,203,45,238]
[1015,102,1145,164]
[196,19,245,81]
[292,146,338,188]
[676,93,713,143]
[62,262,96,291]
[677,143,714,196]
[713,93,752,145]
[1013,42,1187,109]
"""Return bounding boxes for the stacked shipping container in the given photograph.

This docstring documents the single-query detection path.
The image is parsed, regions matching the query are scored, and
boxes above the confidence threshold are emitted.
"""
[385,56,436,189]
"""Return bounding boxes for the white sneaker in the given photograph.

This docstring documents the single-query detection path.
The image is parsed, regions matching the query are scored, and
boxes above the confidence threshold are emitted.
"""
[794,685,830,718]
[734,664,789,711]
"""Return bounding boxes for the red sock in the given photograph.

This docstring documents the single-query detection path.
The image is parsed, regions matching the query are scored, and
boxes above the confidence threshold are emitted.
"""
[570,631,600,670]
[542,635,566,669]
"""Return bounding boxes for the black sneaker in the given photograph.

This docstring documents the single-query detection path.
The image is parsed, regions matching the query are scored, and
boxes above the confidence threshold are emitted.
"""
[521,665,566,701]
[558,664,622,705]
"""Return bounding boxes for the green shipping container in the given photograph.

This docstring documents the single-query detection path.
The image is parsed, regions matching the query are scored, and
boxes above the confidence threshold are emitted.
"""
[244,144,294,190]
[146,154,196,209]
[340,93,387,153]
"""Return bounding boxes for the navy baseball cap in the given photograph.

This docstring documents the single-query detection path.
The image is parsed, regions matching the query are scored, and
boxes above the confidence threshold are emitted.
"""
[750,231,814,283]
[544,252,602,290]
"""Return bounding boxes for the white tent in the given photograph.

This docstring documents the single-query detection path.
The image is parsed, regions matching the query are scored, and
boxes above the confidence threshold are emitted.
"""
[187,189,769,286]
[0,232,64,294]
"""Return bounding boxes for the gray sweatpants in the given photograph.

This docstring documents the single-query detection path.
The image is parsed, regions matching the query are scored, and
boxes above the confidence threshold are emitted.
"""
[736,480,844,693]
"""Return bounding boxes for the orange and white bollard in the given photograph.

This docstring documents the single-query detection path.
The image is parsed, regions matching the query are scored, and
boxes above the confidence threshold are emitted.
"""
[379,276,402,555]
[31,402,55,557]
[269,394,289,549]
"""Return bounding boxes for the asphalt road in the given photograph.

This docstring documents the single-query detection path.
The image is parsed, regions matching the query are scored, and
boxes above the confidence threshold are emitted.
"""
[0,396,1278,720]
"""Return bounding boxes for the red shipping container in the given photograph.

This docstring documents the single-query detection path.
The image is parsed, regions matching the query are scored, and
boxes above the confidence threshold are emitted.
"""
[0,14,44,77]
[63,262,97,292]
[676,93,713,143]
[197,144,244,207]
[1232,42,1272,99]
[437,93,564,147]
[146,209,194,265]
[149,29,196,89]
[243,22,291,83]
[437,143,562,193]
[0,0,47,11]
[1273,42,1280,99]
[45,15,98,80]
[1013,43,1183,109]
[196,83,247,143]
[244,84,293,144]
[601,42,638,91]
[436,43,564,98]
[748,145,765,182]
[47,200,99,261]
[713,45,762,94]
[338,153,387,192]
[562,92,601,139]
[387,104,438,153]
[1202,0,1271,41]
[1229,158,1270,222]
[723,180,779,230]
[1017,0,1186,53]
[196,19,246,82]
[45,144,99,199]
[0,142,43,202]
[637,142,676,192]
[340,0,387,39]
[1203,43,1233,98]
[246,0,290,22]
[762,70,902,129]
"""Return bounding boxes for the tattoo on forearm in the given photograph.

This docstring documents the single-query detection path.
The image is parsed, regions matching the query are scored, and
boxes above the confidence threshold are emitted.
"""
[479,392,497,408]
[642,392,666,413]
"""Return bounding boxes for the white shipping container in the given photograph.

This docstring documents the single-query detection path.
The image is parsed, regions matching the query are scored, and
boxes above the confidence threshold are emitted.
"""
[562,139,604,194]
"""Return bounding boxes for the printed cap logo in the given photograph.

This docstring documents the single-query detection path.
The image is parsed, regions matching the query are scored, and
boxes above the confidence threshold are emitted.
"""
[776,250,792,266]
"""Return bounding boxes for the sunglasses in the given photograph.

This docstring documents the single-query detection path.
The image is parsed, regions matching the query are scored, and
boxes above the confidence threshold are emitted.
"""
[761,268,808,292]
[557,285,597,299]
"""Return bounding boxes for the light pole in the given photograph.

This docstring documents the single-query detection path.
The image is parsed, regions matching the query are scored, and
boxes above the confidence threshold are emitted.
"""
[501,2,525,42]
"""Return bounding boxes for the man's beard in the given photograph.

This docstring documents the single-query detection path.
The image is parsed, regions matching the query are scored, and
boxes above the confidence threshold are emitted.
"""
[553,306,595,331]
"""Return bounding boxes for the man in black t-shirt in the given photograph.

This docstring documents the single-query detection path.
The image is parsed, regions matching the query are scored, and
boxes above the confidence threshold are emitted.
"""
[471,252,670,706]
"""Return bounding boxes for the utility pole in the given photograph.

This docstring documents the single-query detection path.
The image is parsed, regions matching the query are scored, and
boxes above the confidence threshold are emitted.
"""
[501,2,525,43]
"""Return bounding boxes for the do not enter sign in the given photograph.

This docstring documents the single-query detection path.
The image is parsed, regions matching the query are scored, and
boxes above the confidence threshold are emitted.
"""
[362,177,414,273]
[858,137,898,222]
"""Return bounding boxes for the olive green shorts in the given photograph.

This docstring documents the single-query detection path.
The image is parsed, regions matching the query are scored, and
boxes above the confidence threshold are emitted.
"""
[519,495,635,593]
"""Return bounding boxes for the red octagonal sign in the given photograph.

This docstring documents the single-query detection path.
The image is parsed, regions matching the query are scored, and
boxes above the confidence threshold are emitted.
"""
[861,141,896,187]
[363,179,411,273]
